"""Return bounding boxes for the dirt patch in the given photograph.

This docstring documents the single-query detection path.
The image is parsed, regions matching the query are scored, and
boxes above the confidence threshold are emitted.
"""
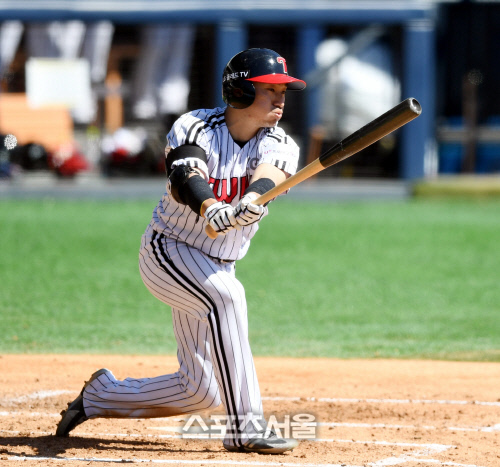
[1,355,499,466]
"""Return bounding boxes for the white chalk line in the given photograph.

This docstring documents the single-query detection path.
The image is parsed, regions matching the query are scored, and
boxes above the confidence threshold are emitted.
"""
[1,392,496,467]
[143,430,454,453]
[1,433,452,467]
[262,396,500,407]
[1,410,498,433]
[0,428,454,451]
[3,391,500,407]
[0,429,452,448]
[5,456,487,467]
[0,429,177,439]
[0,411,185,422]
[150,421,500,434]
[4,456,360,467]
[2,390,73,404]
[368,458,484,467]
[0,411,60,418]
[319,422,500,433]
[1,430,488,467]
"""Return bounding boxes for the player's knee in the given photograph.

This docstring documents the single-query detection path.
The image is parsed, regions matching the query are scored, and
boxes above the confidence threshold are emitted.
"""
[203,387,222,410]
[188,381,221,410]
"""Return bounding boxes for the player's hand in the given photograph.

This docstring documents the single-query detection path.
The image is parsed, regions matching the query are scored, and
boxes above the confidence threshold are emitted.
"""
[204,201,241,235]
[234,193,267,227]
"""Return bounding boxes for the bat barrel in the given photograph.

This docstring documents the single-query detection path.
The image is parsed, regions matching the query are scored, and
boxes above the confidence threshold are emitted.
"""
[319,97,422,169]
[205,97,421,239]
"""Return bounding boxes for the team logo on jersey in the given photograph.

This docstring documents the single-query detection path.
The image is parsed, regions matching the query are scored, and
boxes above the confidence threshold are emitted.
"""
[209,176,250,204]
[223,70,250,82]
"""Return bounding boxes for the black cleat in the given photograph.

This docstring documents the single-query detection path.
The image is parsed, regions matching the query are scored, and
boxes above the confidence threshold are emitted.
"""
[55,368,109,437]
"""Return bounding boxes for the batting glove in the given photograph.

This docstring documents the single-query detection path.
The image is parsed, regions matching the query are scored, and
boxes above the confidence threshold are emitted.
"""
[234,193,267,227]
[205,201,241,235]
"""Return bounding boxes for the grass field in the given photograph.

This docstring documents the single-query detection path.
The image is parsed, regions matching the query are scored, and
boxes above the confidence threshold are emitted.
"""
[1,197,499,360]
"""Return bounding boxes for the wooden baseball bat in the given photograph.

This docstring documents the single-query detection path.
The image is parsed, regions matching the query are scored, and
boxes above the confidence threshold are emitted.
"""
[206,97,422,239]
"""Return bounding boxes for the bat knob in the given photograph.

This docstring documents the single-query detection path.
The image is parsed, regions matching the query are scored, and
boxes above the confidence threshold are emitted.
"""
[205,224,219,239]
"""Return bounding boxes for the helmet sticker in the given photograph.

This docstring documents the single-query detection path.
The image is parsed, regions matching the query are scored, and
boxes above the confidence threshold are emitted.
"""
[277,57,287,74]
[223,70,250,82]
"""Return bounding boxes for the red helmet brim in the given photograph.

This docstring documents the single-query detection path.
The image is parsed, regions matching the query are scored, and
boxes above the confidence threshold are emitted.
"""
[246,74,306,91]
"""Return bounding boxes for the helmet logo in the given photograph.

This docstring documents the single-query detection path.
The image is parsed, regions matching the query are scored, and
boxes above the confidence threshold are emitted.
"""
[277,57,287,74]
[223,70,250,82]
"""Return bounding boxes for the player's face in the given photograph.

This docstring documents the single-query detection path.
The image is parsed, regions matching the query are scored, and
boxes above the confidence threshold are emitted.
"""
[246,82,287,127]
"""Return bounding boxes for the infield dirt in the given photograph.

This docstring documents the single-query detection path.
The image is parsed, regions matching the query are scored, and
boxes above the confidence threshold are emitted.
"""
[1,355,499,466]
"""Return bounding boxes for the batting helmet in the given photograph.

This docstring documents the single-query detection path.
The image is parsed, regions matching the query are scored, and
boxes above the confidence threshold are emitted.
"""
[222,48,306,109]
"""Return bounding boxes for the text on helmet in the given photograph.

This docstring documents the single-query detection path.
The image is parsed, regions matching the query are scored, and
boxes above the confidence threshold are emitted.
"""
[223,71,250,82]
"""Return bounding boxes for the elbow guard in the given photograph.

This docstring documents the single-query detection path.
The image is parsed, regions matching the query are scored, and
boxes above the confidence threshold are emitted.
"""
[165,144,209,180]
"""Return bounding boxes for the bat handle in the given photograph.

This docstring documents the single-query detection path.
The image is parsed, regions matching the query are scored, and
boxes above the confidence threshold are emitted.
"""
[205,224,218,239]
[203,185,284,239]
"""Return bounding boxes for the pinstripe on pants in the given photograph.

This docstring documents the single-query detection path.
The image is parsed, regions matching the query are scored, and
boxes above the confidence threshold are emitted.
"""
[83,224,264,447]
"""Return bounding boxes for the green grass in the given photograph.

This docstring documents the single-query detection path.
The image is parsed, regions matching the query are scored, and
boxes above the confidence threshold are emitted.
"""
[1,198,499,360]
[244,198,500,360]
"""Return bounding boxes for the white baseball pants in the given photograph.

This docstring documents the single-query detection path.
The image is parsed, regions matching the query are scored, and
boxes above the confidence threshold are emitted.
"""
[83,224,264,447]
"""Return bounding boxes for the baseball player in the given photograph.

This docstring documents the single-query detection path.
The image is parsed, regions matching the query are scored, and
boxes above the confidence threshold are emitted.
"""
[56,48,306,454]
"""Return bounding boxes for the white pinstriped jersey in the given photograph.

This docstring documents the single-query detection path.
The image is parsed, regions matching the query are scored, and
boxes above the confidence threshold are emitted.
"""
[150,106,300,261]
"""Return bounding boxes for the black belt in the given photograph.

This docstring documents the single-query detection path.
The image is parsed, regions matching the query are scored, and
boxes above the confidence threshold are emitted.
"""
[207,254,234,264]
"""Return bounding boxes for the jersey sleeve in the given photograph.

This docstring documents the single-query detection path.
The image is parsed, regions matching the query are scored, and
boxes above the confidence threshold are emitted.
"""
[166,115,189,148]
[165,113,211,180]
[258,131,300,176]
